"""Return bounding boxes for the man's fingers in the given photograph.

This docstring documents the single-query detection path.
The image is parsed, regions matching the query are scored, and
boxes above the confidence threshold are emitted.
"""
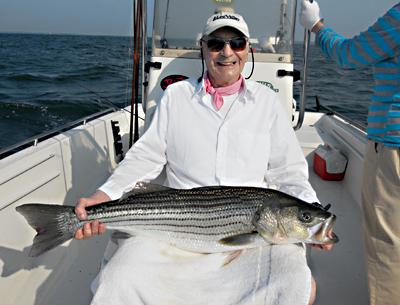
[77,211,87,220]
[311,244,324,250]
[83,223,92,237]
[75,200,88,220]
[74,193,111,240]
[99,223,106,234]
[75,229,84,240]
[74,222,106,240]
[91,220,99,236]
[311,243,334,251]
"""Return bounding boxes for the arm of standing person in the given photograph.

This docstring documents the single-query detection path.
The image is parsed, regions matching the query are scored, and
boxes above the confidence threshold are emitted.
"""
[300,0,400,68]
[74,88,171,239]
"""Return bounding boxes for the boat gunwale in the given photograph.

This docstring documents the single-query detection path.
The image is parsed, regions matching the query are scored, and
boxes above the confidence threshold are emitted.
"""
[0,108,118,160]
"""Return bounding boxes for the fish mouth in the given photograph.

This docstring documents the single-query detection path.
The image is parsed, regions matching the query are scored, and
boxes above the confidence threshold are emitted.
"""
[313,215,339,244]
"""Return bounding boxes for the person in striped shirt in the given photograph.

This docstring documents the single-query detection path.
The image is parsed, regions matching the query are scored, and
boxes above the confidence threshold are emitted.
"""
[300,1,400,304]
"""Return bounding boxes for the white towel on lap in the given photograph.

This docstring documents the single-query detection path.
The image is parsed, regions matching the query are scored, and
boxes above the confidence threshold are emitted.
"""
[91,236,311,305]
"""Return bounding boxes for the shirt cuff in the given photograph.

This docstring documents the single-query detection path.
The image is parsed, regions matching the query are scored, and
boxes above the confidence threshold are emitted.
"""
[98,180,126,200]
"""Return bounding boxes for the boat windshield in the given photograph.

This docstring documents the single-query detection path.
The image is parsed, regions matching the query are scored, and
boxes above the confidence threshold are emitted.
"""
[153,0,295,55]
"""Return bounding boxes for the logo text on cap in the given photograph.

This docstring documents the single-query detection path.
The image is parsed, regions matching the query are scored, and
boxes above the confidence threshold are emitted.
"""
[212,14,240,22]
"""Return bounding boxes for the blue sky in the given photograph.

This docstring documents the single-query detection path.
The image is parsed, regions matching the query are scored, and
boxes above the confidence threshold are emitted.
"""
[0,0,398,38]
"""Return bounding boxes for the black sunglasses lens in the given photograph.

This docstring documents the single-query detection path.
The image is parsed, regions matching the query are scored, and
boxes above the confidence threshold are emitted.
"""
[230,37,247,51]
[206,37,247,52]
[206,38,225,52]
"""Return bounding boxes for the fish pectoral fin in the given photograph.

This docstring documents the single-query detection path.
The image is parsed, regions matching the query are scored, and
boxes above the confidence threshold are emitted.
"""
[219,233,258,246]
[120,182,173,200]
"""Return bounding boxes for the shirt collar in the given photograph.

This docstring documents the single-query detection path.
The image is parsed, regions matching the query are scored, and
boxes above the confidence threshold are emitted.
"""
[193,74,256,100]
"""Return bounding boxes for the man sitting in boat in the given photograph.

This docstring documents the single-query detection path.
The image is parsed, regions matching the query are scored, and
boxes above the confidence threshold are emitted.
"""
[74,9,333,305]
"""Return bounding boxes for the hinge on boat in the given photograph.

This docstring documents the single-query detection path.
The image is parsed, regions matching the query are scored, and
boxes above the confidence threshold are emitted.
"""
[144,61,162,73]
[143,61,162,87]
[111,120,124,162]
[277,69,301,82]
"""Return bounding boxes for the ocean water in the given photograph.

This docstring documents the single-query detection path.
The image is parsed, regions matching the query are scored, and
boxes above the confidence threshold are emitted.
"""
[295,43,373,123]
[0,33,134,149]
[0,33,372,150]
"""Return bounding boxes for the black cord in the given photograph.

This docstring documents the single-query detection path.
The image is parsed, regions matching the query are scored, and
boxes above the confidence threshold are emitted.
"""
[245,46,254,79]
[197,45,205,83]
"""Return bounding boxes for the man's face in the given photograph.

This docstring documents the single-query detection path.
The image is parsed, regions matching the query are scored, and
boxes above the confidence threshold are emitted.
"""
[202,27,248,87]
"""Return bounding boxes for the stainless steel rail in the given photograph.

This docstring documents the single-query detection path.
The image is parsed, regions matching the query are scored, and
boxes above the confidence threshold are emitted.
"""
[294,27,311,130]
[141,0,148,111]
[294,0,312,131]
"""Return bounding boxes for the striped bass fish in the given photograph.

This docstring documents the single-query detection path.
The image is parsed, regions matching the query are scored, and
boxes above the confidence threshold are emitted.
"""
[16,183,338,257]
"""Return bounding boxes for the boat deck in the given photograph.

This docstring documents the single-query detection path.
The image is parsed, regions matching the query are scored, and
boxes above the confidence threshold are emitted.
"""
[297,113,369,305]
[308,169,369,305]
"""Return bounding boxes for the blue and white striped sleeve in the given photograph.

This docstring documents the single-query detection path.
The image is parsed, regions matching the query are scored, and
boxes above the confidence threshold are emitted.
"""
[316,4,400,69]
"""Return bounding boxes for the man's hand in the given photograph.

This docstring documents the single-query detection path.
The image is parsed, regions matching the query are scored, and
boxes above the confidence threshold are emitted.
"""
[74,190,111,240]
[300,0,323,32]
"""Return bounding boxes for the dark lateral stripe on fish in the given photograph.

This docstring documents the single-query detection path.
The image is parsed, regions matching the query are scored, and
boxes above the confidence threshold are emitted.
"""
[89,203,256,211]
[87,207,256,219]
[101,217,251,229]
[87,208,258,221]
[111,221,249,229]
[97,199,259,210]
[125,228,246,237]
[93,213,253,222]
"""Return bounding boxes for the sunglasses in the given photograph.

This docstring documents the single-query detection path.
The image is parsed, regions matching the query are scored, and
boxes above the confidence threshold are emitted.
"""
[202,36,248,52]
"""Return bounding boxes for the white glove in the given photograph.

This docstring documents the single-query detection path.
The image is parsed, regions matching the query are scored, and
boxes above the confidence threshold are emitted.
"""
[300,0,322,31]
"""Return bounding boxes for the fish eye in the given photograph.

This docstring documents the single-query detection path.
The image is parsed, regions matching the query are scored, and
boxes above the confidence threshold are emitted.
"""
[299,211,313,223]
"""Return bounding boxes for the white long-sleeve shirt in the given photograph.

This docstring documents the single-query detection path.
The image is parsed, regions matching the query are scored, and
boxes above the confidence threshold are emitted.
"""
[100,77,318,203]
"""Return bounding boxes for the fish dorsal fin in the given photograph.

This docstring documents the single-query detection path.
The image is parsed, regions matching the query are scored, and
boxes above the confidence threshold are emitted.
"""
[119,182,172,200]
[219,233,259,246]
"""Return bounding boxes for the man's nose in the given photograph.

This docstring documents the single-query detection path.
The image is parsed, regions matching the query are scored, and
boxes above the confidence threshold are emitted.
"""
[221,42,234,56]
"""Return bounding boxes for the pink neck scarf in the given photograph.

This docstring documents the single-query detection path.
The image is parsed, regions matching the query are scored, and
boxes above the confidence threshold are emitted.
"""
[204,75,243,110]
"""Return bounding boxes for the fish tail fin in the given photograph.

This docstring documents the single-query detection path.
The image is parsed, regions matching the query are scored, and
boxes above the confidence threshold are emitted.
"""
[16,204,75,257]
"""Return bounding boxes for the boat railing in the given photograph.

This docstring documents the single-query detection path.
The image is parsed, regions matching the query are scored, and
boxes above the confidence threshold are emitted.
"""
[314,96,367,132]
[0,108,117,160]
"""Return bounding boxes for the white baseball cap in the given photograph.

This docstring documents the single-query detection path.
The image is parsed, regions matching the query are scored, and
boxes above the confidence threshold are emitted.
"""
[202,12,250,38]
